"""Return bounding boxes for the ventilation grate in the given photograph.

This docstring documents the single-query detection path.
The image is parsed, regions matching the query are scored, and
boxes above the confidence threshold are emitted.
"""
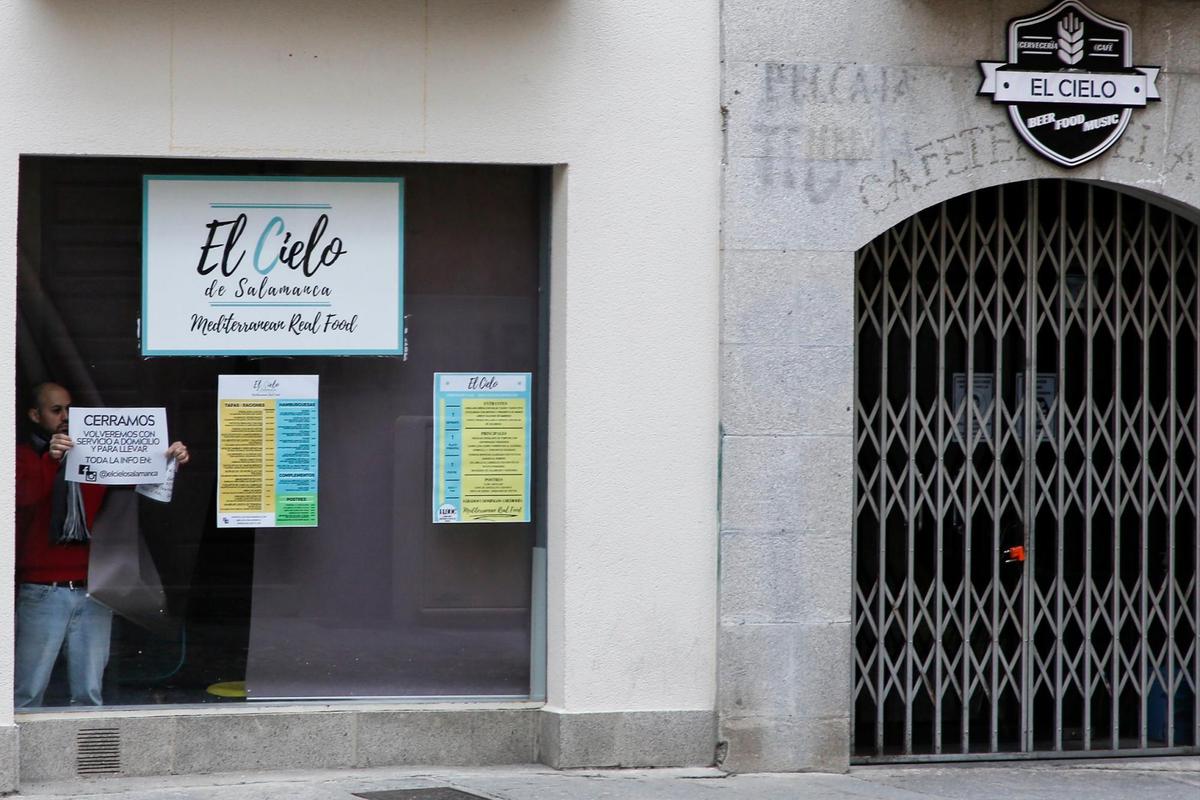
[353,790,490,800]
[76,727,121,777]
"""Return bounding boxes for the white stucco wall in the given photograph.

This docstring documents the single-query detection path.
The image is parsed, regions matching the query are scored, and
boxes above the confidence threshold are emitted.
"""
[0,0,721,727]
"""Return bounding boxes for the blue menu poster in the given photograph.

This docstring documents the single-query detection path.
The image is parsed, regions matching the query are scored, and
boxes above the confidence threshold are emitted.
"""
[433,373,532,523]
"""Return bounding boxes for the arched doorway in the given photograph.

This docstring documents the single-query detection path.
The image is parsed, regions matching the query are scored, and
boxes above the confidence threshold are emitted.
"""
[853,180,1199,761]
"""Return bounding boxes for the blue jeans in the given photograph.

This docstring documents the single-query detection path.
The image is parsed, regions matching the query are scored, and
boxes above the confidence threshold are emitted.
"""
[15,583,112,707]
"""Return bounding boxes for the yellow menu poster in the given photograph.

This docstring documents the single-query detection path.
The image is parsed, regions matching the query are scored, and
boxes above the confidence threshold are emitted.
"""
[218,400,277,517]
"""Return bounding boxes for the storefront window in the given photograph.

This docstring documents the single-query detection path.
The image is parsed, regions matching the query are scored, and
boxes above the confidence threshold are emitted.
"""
[15,156,545,707]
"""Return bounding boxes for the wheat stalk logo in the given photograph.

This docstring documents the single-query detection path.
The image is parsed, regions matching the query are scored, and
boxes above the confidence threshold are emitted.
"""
[1057,11,1084,65]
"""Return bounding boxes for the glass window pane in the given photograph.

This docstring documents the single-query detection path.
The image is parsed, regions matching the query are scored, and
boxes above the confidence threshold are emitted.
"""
[15,156,543,707]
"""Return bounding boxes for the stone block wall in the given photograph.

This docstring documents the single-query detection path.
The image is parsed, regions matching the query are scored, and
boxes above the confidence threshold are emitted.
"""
[718,0,1200,772]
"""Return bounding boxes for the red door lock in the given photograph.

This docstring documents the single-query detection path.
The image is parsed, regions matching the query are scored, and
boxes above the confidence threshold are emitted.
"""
[1004,545,1026,563]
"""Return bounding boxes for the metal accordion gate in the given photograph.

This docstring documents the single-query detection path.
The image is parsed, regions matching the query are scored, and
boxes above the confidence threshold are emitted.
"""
[852,180,1200,761]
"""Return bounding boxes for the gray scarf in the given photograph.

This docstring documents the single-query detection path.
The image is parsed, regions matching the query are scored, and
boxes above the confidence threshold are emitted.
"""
[32,431,91,546]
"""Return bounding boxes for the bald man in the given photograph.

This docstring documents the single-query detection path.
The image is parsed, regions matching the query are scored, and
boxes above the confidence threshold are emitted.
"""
[15,383,189,706]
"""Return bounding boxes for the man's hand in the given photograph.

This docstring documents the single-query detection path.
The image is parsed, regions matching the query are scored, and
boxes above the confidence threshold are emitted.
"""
[48,433,73,462]
[167,441,190,466]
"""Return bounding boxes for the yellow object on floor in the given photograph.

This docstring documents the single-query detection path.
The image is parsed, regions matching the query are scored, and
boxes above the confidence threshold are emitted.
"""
[206,681,247,698]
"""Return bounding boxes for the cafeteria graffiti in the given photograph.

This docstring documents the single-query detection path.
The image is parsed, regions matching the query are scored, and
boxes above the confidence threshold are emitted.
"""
[858,123,1194,215]
[858,123,1030,214]
[741,63,1194,215]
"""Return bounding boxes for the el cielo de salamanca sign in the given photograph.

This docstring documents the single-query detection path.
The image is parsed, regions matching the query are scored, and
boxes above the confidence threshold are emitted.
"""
[979,1,1160,168]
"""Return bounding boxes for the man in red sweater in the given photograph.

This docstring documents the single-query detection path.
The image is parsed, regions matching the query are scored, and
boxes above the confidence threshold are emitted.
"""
[15,383,188,707]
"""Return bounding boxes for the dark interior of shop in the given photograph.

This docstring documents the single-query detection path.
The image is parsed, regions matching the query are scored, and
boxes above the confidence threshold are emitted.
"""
[16,156,547,707]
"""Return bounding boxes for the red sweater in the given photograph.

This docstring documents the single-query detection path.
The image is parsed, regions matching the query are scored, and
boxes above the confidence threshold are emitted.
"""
[16,442,107,584]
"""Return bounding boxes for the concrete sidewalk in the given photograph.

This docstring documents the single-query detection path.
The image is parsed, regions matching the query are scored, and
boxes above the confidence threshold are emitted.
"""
[14,758,1200,800]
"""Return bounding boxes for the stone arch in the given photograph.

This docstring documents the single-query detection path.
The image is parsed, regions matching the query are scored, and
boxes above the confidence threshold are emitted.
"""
[852,172,1200,255]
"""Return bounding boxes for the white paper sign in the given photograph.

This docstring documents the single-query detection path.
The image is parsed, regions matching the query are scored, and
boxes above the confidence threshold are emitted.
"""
[143,177,404,356]
[66,407,169,485]
[137,458,178,503]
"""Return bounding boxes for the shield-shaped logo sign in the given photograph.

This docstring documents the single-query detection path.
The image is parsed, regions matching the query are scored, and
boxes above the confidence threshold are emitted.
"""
[979,1,1160,167]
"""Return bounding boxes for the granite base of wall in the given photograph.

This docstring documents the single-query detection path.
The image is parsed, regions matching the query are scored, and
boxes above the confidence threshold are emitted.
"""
[17,708,538,785]
[0,725,17,794]
[718,715,848,773]
[16,706,718,786]
[538,709,716,769]
[716,620,852,774]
